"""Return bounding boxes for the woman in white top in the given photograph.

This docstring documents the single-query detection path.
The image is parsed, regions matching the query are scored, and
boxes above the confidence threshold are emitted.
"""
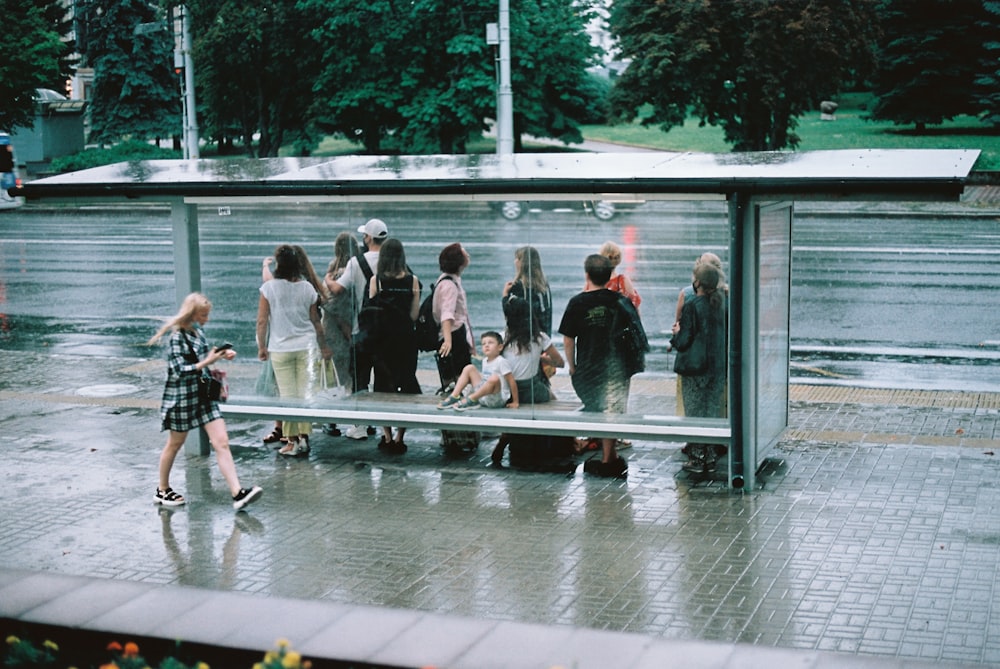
[256,245,331,456]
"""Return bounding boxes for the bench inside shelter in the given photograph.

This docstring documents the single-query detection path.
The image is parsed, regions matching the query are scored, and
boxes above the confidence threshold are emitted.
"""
[222,391,732,445]
[15,149,980,489]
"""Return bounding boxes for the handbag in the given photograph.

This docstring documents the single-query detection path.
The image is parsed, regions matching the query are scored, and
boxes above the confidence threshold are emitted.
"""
[254,358,279,396]
[313,357,348,401]
[183,330,228,404]
[199,369,228,404]
[672,302,708,376]
[673,338,708,376]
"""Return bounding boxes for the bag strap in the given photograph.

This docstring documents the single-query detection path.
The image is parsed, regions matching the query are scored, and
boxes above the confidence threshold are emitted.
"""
[182,329,210,375]
[355,246,373,283]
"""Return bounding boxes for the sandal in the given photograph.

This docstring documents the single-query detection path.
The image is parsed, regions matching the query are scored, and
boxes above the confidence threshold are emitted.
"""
[154,487,186,507]
[263,428,284,444]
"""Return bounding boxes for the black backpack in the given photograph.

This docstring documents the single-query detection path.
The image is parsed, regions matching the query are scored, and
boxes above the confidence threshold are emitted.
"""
[415,276,455,352]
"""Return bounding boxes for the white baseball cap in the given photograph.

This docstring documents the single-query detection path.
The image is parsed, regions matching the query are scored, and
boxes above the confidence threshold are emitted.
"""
[358,218,388,239]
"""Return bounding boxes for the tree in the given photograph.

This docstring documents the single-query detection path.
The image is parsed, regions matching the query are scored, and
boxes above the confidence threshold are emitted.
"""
[84,0,180,145]
[509,0,602,150]
[0,0,71,132]
[870,0,994,131]
[302,0,600,154]
[608,0,879,151]
[973,0,1000,127]
[188,0,320,157]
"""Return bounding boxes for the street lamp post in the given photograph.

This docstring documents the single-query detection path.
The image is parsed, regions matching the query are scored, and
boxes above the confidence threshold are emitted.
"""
[176,4,199,160]
[496,0,513,156]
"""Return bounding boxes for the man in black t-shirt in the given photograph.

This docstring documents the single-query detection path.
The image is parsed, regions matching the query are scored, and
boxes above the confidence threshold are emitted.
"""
[559,254,629,478]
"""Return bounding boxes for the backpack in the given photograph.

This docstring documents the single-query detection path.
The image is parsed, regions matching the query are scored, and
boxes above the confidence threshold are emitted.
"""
[415,276,455,352]
[613,294,649,377]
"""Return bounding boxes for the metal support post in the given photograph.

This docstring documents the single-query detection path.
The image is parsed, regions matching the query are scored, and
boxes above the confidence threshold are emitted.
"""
[496,0,513,156]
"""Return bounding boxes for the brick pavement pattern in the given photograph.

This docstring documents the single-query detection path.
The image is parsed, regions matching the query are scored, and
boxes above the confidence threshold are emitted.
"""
[0,350,998,666]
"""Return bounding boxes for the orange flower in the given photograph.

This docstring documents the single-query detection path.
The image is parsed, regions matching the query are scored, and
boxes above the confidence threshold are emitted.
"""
[123,642,140,658]
[107,642,123,652]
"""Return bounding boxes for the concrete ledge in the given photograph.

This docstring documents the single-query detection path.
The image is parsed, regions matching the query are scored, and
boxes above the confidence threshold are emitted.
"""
[0,568,982,669]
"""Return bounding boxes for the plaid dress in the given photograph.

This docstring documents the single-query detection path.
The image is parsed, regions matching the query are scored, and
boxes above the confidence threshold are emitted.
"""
[159,327,223,432]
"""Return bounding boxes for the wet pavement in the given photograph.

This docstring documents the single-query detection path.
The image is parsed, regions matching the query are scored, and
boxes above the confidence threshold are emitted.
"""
[1,348,999,667]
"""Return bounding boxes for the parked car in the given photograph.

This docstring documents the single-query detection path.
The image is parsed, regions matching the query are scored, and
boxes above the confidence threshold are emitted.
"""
[490,199,640,221]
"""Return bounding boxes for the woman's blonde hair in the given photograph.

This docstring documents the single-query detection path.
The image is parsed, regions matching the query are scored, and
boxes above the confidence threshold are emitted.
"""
[694,252,728,292]
[599,241,622,268]
[148,292,211,344]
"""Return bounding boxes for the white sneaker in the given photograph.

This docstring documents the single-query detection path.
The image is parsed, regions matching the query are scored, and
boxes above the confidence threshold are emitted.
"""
[345,425,368,440]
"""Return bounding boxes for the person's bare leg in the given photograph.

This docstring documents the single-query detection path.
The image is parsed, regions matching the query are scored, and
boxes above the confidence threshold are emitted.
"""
[158,430,187,492]
[205,419,242,496]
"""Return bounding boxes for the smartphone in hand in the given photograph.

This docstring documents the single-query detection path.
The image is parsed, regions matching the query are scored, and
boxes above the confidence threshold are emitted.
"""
[216,342,233,352]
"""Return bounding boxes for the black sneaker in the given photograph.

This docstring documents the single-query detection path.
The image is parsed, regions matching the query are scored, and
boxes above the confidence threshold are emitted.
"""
[322,424,341,436]
[232,486,263,510]
[584,456,628,479]
[378,437,407,454]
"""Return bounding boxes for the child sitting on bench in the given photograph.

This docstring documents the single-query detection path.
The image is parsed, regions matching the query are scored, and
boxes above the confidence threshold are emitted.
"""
[437,331,519,410]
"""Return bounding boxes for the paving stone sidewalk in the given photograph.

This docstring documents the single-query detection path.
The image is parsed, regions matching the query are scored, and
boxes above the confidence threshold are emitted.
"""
[0,350,998,667]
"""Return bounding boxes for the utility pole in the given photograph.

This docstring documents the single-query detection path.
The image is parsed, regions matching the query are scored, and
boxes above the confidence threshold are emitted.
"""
[496,0,513,156]
[176,4,199,159]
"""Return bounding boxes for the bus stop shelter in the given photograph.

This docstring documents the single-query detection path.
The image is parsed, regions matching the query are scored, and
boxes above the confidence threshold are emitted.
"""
[15,148,980,490]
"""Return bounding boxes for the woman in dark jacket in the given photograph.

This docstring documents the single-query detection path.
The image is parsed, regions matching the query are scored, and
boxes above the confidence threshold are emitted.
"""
[671,263,728,474]
[368,238,421,453]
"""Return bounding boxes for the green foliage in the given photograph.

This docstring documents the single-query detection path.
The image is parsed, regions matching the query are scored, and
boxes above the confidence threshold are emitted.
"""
[189,0,321,157]
[870,0,997,130]
[303,0,599,154]
[3,635,59,668]
[84,0,180,145]
[0,0,71,132]
[50,141,180,173]
[509,0,602,148]
[304,0,496,154]
[608,0,879,151]
[975,1,1000,127]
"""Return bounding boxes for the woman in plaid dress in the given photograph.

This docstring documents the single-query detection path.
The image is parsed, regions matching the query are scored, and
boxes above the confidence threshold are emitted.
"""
[149,293,262,510]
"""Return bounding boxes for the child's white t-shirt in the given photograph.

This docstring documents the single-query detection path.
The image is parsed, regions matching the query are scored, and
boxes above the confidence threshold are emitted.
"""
[481,355,513,401]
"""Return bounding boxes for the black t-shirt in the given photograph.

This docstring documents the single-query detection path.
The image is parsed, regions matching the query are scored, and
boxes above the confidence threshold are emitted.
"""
[558,288,623,373]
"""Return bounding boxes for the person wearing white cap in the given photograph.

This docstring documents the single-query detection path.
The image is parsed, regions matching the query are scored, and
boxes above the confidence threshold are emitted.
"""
[326,218,389,440]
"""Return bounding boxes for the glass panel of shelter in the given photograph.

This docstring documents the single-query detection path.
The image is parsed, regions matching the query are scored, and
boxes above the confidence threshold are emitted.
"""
[238,196,730,428]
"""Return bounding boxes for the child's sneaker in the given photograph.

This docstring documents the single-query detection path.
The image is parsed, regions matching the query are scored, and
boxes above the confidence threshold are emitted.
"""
[232,486,263,510]
[455,397,480,411]
[437,395,462,409]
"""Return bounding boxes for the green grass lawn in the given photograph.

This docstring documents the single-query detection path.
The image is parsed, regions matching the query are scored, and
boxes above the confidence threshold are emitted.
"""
[580,108,1000,171]
[278,96,1000,171]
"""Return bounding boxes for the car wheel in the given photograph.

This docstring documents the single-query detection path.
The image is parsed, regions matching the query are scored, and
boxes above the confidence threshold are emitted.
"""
[499,201,525,220]
[593,201,616,220]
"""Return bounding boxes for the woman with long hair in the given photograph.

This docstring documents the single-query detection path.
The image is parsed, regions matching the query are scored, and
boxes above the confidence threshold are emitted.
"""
[257,245,331,456]
[501,245,552,335]
[260,244,329,443]
[670,262,728,474]
[368,238,421,453]
[317,232,359,437]
[149,292,262,510]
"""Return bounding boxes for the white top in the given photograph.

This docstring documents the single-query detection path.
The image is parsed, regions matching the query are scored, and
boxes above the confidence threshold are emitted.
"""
[336,250,379,333]
[481,355,513,401]
[502,333,551,381]
[260,279,318,352]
